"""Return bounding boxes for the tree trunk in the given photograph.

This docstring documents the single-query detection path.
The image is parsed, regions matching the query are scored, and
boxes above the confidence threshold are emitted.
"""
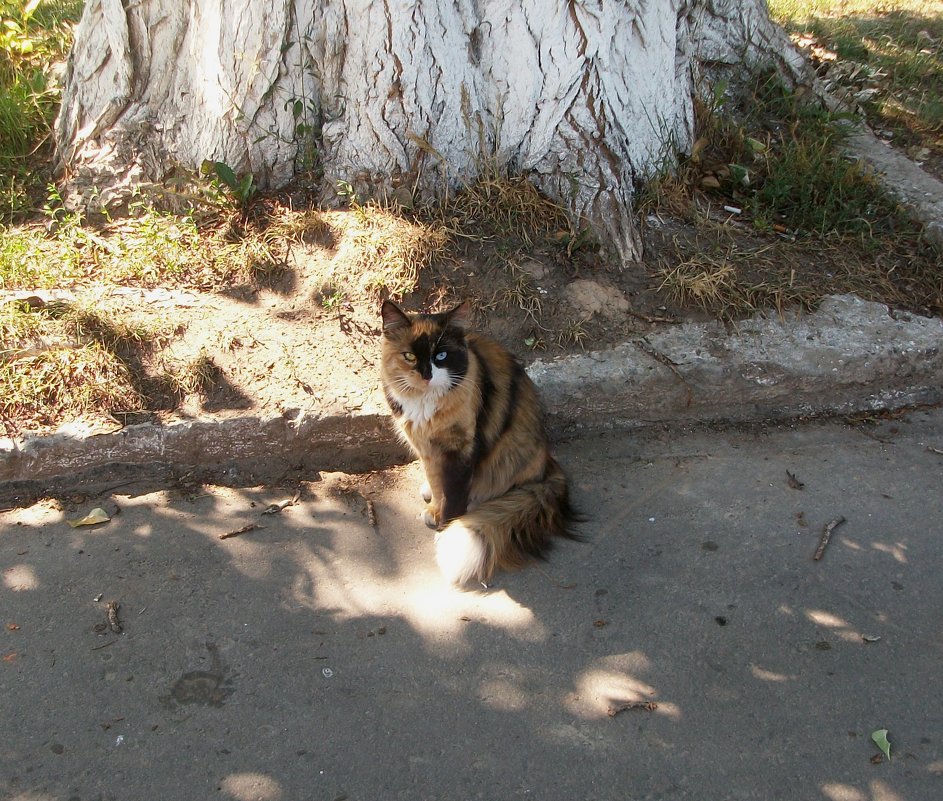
[56,0,810,264]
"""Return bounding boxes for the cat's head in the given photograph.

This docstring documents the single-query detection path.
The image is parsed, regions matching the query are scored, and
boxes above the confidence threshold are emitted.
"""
[380,300,471,395]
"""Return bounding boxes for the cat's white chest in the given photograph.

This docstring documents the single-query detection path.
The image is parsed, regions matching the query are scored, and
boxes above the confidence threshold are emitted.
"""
[398,391,443,426]
[394,367,452,427]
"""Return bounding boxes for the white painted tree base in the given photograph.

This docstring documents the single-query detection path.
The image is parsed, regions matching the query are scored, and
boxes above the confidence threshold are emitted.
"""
[56,0,809,263]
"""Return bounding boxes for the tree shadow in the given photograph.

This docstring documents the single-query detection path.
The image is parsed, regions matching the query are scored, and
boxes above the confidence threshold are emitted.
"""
[1,417,941,800]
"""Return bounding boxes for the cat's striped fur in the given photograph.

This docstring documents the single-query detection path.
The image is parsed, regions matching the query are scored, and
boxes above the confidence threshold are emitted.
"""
[380,300,576,584]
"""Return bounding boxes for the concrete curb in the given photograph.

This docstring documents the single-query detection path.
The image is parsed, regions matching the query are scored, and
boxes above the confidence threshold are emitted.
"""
[2,294,941,504]
[530,294,943,428]
[846,126,943,250]
[0,411,409,504]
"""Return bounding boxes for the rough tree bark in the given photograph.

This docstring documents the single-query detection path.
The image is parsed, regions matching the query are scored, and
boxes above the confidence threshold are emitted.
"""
[56,0,810,264]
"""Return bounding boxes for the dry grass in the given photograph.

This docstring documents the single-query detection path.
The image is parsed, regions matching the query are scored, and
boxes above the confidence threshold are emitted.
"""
[327,204,450,299]
[149,351,219,402]
[501,270,545,327]
[445,173,571,246]
[0,298,187,432]
[0,345,142,429]
[656,255,818,320]
[555,318,591,350]
[657,259,740,314]
[654,220,943,321]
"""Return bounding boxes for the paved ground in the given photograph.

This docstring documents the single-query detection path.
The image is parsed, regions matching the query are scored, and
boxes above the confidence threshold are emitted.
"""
[2,408,942,801]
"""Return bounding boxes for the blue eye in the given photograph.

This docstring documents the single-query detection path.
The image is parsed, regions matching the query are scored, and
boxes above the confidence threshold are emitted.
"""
[434,351,448,362]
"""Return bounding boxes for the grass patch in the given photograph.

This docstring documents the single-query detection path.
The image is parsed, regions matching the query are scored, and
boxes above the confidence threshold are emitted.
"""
[741,78,896,236]
[642,67,942,318]
[1,296,171,358]
[147,350,220,405]
[0,296,225,431]
[770,0,943,149]
[0,201,305,290]
[0,0,82,220]
[0,344,142,430]
[0,298,151,430]
[647,72,910,237]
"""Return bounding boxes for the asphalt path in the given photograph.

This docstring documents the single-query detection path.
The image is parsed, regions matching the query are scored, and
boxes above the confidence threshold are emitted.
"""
[2,408,942,801]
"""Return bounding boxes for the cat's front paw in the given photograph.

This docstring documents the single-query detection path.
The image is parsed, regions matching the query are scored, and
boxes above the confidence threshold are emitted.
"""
[422,505,442,530]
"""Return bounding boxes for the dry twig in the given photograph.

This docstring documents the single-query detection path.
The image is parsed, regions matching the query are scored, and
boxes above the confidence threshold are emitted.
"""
[607,701,658,717]
[219,523,264,540]
[814,516,845,561]
[786,470,805,490]
[633,338,693,407]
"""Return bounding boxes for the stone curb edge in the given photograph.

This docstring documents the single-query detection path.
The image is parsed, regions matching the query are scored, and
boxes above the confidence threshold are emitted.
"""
[2,295,941,504]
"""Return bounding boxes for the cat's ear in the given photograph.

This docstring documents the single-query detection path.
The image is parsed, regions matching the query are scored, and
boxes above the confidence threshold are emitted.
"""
[381,300,411,333]
[445,300,472,329]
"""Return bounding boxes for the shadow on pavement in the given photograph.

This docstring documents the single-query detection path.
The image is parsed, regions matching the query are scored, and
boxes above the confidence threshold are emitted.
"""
[2,411,942,800]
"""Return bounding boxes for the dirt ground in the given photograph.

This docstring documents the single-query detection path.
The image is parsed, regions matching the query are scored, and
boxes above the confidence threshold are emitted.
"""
[53,215,673,433]
[2,186,940,440]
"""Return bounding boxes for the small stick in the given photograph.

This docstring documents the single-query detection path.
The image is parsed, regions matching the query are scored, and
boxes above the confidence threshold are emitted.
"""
[927,446,943,456]
[219,522,264,540]
[106,601,123,634]
[608,701,658,717]
[366,499,378,530]
[814,516,845,561]
[91,640,117,651]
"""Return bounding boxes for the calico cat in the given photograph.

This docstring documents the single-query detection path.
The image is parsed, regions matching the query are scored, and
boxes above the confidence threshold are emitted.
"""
[380,299,576,585]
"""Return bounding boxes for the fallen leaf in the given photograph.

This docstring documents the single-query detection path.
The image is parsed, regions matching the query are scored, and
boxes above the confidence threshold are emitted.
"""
[872,728,891,761]
[745,136,767,154]
[690,136,709,161]
[786,470,805,490]
[67,508,111,528]
[862,634,881,643]
[5,623,19,632]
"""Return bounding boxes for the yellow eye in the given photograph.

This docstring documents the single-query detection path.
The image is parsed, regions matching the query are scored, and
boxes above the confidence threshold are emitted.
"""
[403,352,417,363]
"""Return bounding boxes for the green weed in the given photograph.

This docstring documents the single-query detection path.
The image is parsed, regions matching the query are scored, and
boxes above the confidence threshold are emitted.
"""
[0,0,82,219]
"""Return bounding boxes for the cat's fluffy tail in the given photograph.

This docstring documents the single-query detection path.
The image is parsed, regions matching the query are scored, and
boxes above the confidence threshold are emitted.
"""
[435,459,577,585]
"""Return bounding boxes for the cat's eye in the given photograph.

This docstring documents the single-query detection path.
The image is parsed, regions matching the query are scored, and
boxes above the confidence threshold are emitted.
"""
[402,352,417,363]
[434,351,448,362]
